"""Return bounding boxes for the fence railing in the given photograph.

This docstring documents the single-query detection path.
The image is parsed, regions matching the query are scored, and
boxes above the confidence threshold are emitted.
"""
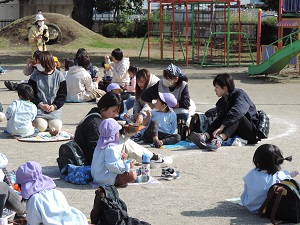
[0,19,16,29]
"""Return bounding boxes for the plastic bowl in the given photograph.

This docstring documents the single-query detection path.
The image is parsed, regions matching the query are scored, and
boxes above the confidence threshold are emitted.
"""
[124,124,145,134]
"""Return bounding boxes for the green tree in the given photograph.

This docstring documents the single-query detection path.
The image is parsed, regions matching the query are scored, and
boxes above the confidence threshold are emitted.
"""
[72,0,95,30]
[261,0,278,11]
[95,0,143,21]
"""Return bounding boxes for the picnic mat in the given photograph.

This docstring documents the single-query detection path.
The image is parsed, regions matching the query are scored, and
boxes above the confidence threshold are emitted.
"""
[17,131,73,142]
[161,140,196,149]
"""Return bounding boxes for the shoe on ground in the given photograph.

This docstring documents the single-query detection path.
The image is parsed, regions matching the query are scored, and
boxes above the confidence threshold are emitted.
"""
[206,135,223,151]
[130,133,143,143]
[4,81,13,91]
[162,168,181,180]
[190,132,207,149]
[150,155,173,169]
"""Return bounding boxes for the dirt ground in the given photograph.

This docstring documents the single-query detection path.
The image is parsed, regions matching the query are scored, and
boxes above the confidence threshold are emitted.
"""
[1,14,300,224]
[1,54,300,225]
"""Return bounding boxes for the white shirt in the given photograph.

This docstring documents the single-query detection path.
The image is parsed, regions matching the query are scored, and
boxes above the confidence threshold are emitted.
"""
[66,66,98,102]
[26,189,88,225]
[240,168,291,213]
[5,99,37,137]
[91,145,130,186]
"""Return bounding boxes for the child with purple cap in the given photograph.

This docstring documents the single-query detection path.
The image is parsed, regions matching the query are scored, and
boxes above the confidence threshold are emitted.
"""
[91,118,137,187]
[16,161,88,225]
[141,92,181,148]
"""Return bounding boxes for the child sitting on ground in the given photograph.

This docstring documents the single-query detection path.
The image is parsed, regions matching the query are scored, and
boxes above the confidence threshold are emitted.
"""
[63,57,74,78]
[98,61,112,91]
[5,84,38,137]
[107,83,131,122]
[123,65,138,111]
[141,92,181,148]
[241,144,298,213]
[16,161,88,224]
[91,118,137,187]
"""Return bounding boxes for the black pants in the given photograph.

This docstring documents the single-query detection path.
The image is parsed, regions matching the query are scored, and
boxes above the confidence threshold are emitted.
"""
[206,115,258,144]
[143,120,181,145]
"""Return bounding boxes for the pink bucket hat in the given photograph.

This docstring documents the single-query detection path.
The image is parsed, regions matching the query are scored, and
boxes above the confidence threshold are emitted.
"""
[158,92,177,109]
[107,83,121,92]
[16,161,56,199]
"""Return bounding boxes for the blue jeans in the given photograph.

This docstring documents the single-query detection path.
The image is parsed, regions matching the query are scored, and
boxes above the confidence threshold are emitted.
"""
[125,95,135,111]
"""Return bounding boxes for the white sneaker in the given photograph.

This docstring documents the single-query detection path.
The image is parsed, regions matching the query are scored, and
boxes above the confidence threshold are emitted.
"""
[150,155,173,169]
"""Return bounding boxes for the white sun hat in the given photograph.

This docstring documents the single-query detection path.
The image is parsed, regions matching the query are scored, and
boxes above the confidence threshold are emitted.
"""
[35,14,45,22]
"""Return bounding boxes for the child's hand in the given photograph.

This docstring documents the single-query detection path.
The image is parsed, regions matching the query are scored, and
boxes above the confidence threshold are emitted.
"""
[130,161,135,168]
[146,110,152,118]
[121,151,128,160]
[136,114,144,125]
[124,113,130,119]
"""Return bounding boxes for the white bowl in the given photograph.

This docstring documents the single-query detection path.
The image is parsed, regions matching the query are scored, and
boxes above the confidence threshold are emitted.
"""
[118,120,127,126]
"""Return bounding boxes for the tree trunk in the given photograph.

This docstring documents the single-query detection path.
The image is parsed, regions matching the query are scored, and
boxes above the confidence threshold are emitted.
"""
[72,0,94,30]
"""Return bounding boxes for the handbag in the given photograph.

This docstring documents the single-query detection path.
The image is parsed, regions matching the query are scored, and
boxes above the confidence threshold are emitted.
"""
[60,164,92,185]
[256,110,270,139]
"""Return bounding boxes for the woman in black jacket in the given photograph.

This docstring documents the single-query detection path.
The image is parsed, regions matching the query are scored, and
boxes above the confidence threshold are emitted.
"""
[190,73,259,150]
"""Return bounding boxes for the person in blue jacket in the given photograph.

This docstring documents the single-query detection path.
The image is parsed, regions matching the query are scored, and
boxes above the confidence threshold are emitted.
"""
[190,73,260,150]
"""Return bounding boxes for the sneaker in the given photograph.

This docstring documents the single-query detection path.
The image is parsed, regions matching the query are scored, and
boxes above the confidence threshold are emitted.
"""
[130,133,143,143]
[4,81,13,91]
[2,208,15,219]
[189,132,207,149]
[206,135,223,151]
[162,168,181,180]
[150,155,173,169]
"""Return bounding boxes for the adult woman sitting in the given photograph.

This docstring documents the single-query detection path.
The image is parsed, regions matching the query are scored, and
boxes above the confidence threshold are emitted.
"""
[133,69,160,125]
[190,73,260,150]
[28,51,67,132]
[105,48,130,88]
[74,92,161,166]
[66,53,105,102]
[141,63,191,122]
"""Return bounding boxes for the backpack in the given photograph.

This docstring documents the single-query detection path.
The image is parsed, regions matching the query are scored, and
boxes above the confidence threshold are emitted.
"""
[188,112,208,135]
[56,141,87,172]
[259,179,300,224]
[90,185,151,225]
[256,110,270,139]
[204,107,220,126]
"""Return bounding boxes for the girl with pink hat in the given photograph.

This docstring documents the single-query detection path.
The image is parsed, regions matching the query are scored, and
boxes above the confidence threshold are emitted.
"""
[16,161,88,224]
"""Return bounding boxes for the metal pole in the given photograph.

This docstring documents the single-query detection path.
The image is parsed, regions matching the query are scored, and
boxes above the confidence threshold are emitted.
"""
[256,9,262,65]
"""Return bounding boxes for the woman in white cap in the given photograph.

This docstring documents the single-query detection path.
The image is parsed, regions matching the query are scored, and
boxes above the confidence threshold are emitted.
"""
[16,161,88,225]
[28,13,49,57]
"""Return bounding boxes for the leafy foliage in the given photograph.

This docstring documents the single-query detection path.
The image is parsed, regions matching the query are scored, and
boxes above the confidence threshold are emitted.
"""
[95,0,143,21]
[261,0,278,11]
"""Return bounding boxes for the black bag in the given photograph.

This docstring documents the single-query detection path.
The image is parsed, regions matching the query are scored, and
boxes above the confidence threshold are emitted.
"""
[256,110,270,139]
[56,141,87,172]
[189,112,208,135]
[90,185,150,225]
[259,179,300,224]
[178,119,188,140]
[205,107,220,125]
